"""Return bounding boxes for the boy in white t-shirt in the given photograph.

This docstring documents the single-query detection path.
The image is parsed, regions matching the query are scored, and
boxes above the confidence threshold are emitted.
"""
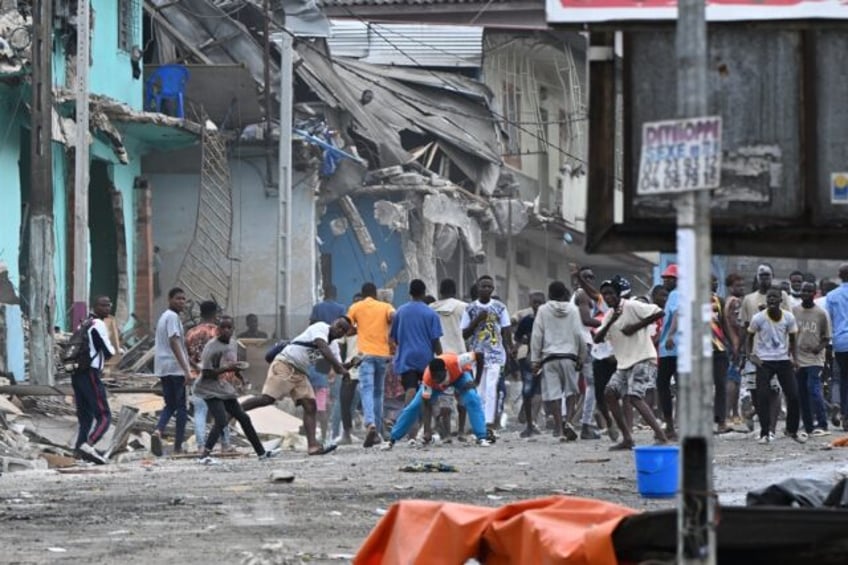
[747,287,805,444]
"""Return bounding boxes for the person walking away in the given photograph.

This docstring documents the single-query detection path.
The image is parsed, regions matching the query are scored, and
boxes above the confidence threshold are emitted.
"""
[794,282,832,436]
[185,300,232,452]
[195,316,278,464]
[724,273,747,424]
[461,275,513,434]
[572,266,605,440]
[311,285,347,325]
[514,292,545,438]
[826,264,848,431]
[430,279,469,442]
[381,353,492,449]
[241,317,351,455]
[656,264,680,440]
[152,288,194,456]
[390,279,442,443]
[347,283,395,447]
[594,279,667,451]
[72,296,116,464]
[530,281,586,442]
[747,287,805,444]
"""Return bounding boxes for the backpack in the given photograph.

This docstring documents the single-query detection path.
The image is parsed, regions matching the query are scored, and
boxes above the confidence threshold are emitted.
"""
[63,318,96,374]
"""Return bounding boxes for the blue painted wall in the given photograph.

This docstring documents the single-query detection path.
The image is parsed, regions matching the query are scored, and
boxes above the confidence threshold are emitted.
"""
[90,0,143,110]
[317,196,408,307]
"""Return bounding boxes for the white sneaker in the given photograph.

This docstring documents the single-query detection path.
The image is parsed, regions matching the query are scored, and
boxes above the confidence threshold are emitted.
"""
[198,455,221,466]
[380,441,395,451]
[768,432,776,442]
[476,438,492,447]
[757,436,769,444]
[79,443,107,465]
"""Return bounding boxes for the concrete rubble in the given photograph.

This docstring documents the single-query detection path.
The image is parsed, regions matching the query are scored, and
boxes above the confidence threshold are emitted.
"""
[0,331,308,474]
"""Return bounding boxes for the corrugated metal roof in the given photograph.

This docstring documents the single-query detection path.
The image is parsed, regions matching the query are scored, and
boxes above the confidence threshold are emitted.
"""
[320,0,523,5]
[328,19,482,68]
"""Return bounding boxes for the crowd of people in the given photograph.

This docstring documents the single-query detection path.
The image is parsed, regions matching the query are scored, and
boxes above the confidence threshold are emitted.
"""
[68,260,848,463]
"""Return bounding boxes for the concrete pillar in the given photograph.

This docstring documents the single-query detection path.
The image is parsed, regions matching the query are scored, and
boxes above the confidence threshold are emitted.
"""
[287,168,318,335]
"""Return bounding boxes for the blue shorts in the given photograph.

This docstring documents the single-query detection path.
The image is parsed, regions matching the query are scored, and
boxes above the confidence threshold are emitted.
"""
[519,359,540,398]
[728,364,741,384]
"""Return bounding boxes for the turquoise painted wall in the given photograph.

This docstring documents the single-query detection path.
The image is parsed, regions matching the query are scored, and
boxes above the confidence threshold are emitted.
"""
[0,87,23,290]
[52,144,68,329]
[0,86,26,378]
[90,0,143,110]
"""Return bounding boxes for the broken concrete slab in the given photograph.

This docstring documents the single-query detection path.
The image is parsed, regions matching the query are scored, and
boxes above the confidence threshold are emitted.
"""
[109,394,163,415]
[0,394,23,415]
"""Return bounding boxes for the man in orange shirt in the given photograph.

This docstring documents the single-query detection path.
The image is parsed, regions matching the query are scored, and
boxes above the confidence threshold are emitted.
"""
[347,282,396,447]
[381,352,491,449]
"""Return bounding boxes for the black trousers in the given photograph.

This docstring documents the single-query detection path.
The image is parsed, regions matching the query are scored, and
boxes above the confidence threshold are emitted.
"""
[657,356,677,422]
[205,398,265,455]
[340,378,359,431]
[713,351,728,424]
[593,357,617,422]
[755,360,799,438]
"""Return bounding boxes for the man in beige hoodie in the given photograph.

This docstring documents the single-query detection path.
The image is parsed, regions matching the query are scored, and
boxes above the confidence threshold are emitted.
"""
[530,281,587,441]
[430,279,468,441]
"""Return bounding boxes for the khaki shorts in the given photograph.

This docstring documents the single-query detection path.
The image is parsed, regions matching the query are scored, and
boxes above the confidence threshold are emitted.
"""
[263,359,315,402]
[540,358,579,402]
[606,360,656,399]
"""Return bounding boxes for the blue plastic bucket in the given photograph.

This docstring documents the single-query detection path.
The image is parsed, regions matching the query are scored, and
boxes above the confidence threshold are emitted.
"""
[633,445,679,499]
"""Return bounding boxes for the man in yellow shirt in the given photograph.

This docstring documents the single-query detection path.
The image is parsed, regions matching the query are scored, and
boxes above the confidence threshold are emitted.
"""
[347,282,395,447]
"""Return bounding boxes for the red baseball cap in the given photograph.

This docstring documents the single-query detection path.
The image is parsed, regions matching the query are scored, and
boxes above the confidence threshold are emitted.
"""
[661,264,679,278]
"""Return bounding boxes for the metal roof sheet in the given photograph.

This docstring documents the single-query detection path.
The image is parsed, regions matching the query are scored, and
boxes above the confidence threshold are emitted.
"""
[328,19,482,67]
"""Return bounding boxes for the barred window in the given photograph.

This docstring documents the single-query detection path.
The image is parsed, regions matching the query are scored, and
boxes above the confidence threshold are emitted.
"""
[118,0,141,53]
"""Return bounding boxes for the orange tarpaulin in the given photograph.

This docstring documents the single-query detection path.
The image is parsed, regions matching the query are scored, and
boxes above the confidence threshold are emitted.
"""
[354,496,637,565]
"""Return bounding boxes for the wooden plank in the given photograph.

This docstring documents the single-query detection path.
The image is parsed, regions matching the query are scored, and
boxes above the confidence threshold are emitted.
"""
[143,2,214,65]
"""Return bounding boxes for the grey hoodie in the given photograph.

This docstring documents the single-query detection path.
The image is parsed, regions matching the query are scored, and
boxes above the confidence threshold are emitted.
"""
[530,300,586,363]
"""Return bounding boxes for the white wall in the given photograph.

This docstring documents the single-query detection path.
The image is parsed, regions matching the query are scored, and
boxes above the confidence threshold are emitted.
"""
[149,158,315,337]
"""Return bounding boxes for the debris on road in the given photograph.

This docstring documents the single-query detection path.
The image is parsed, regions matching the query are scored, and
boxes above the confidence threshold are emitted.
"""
[399,461,458,473]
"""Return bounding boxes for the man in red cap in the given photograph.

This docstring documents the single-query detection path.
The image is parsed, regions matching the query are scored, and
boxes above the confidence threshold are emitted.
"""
[656,264,680,440]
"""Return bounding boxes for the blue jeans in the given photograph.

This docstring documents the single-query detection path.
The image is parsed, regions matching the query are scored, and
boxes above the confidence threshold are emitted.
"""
[390,373,486,442]
[359,356,388,434]
[836,352,848,419]
[156,375,188,450]
[192,393,230,448]
[796,366,828,433]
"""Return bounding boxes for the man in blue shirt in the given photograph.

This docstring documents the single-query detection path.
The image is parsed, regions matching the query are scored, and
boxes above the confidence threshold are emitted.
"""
[390,279,443,442]
[310,285,347,325]
[657,264,679,441]
[827,264,848,431]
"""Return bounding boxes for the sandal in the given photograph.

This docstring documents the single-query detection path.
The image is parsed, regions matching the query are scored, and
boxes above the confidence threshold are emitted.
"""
[609,441,634,451]
[308,443,338,456]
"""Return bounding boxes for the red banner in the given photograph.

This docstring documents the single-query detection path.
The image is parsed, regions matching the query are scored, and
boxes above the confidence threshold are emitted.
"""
[546,0,848,23]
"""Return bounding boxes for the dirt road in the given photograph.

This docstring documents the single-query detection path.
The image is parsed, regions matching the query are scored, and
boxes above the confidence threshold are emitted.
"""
[1,428,846,564]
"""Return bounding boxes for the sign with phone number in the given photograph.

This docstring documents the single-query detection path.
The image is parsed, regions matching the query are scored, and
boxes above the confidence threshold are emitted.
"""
[637,116,722,195]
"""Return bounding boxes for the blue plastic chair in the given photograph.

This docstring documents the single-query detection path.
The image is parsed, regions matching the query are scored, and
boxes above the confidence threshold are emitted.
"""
[145,64,189,118]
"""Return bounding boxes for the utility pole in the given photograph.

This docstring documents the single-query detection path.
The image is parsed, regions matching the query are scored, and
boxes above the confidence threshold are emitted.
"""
[28,0,55,386]
[277,30,293,338]
[72,0,91,327]
[675,1,716,563]
[262,0,274,187]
